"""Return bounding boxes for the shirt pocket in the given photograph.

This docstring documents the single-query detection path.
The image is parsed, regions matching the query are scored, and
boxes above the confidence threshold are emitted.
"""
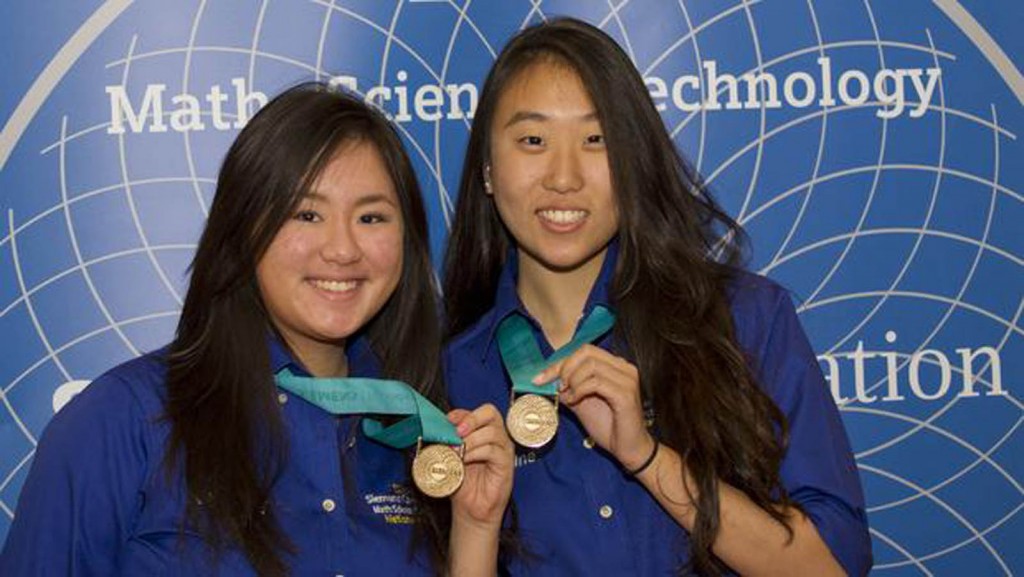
[121,527,254,576]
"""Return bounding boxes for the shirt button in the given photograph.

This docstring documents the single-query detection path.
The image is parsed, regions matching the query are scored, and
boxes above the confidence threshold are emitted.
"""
[278,393,288,404]
[583,437,595,449]
[322,498,336,513]
[599,505,613,519]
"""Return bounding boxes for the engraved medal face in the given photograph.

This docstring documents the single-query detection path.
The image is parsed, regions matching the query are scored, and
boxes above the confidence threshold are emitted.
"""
[506,394,558,448]
[412,444,465,498]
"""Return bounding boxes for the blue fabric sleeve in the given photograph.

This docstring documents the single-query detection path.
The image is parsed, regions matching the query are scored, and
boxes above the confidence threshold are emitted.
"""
[0,372,149,576]
[754,286,873,577]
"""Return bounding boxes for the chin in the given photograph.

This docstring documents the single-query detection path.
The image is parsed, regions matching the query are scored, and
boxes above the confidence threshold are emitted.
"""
[540,245,608,271]
[536,255,593,273]
[310,320,363,341]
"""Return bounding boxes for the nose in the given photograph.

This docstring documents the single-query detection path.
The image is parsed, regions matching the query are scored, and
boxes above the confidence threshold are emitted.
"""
[320,220,363,264]
[541,146,584,193]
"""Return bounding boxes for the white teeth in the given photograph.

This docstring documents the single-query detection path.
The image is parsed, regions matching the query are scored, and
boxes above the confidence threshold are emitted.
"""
[539,209,587,224]
[311,279,358,293]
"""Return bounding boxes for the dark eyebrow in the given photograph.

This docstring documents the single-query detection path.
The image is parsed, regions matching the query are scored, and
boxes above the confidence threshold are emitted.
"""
[504,111,548,128]
[300,191,396,208]
[503,110,600,128]
[353,193,397,208]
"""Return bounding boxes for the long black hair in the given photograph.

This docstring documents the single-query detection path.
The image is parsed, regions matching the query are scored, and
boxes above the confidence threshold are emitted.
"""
[443,18,794,576]
[164,82,449,576]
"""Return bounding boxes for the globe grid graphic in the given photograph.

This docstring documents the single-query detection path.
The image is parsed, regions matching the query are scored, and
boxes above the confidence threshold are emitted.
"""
[1,1,1020,574]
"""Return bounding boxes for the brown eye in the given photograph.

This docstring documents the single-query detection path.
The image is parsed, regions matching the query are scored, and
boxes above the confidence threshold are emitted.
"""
[358,213,389,224]
[294,210,321,222]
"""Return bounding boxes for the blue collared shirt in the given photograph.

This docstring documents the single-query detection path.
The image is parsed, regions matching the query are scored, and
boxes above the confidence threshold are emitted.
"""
[1,337,433,576]
[444,246,872,576]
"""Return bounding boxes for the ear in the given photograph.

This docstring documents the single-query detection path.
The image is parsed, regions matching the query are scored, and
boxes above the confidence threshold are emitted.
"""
[483,164,494,195]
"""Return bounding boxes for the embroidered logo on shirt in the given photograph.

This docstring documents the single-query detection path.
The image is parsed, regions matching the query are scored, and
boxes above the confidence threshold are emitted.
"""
[514,450,539,469]
[363,484,416,525]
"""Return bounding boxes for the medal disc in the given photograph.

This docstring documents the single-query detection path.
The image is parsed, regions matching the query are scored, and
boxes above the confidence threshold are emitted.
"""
[507,394,558,448]
[412,444,465,498]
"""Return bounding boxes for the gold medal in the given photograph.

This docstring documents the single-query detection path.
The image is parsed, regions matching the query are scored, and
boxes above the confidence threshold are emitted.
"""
[412,442,465,498]
[506,393,558,448]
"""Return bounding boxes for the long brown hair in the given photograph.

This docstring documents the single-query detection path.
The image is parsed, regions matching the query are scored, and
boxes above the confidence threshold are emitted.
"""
[443,18,793,575]
[164,83,450,576]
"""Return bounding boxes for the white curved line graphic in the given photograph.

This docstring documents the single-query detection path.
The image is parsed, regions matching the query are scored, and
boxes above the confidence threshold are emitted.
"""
[0,0,133,170]
[933,0,1024,105]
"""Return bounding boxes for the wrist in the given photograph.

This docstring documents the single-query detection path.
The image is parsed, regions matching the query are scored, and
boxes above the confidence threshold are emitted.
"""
[451,505,504,534]
[620,433,658,472]
[627,438,659,476]
[448,515,501,577]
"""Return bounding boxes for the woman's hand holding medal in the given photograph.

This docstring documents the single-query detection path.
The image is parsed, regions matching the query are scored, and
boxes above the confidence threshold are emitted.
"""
[445,405,513,577]
[447,404,514,528]
[534,344,657,473]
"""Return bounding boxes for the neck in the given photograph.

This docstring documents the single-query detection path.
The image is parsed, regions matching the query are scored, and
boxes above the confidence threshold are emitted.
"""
[290,340,348,378]
[516,247,607,349]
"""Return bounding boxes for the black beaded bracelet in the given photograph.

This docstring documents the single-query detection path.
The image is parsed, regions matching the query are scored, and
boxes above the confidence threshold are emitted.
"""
[628,439,660,476]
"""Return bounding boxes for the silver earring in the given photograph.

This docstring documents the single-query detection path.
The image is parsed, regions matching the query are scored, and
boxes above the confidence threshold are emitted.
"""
[483,165,493,194]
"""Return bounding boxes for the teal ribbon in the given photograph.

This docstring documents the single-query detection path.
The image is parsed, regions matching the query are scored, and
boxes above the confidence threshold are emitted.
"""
[497,305,616,397]
[274,369,461,448]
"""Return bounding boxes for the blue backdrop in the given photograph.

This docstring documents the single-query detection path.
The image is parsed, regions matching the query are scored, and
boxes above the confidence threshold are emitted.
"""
[1,1,1021,574]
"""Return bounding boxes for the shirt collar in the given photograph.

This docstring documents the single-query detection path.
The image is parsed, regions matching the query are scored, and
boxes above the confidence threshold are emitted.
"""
[268,331,382,379]
[482,238,619,360]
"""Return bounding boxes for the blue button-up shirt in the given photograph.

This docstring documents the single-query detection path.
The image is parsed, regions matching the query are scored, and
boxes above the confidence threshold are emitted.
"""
[1,337,433,576]
[444,245,871,576]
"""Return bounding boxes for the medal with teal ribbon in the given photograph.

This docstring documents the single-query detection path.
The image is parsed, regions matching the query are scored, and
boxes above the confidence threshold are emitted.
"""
[275,369,464,498]
[497,305,616,448]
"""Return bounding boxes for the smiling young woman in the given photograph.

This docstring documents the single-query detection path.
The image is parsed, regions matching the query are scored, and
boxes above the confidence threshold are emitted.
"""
[255,141,406,377]
[1,84,513,577]
[443,18,871,576]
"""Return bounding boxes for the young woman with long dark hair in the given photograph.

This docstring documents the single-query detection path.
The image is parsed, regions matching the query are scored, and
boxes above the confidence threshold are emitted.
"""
[2,83,513,576]
[443,18,871,576]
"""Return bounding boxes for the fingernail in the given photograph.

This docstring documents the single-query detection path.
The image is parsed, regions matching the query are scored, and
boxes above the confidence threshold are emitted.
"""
[531,373,545,384]
[457,423,469,436]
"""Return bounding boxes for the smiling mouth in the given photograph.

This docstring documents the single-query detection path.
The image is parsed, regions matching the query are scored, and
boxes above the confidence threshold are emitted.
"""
[310,279,360,293]
[537,209,588,224]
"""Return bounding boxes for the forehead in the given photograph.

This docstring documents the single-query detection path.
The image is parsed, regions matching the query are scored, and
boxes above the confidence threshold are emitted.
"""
[494,59,597,117]
[310,140,398,201]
